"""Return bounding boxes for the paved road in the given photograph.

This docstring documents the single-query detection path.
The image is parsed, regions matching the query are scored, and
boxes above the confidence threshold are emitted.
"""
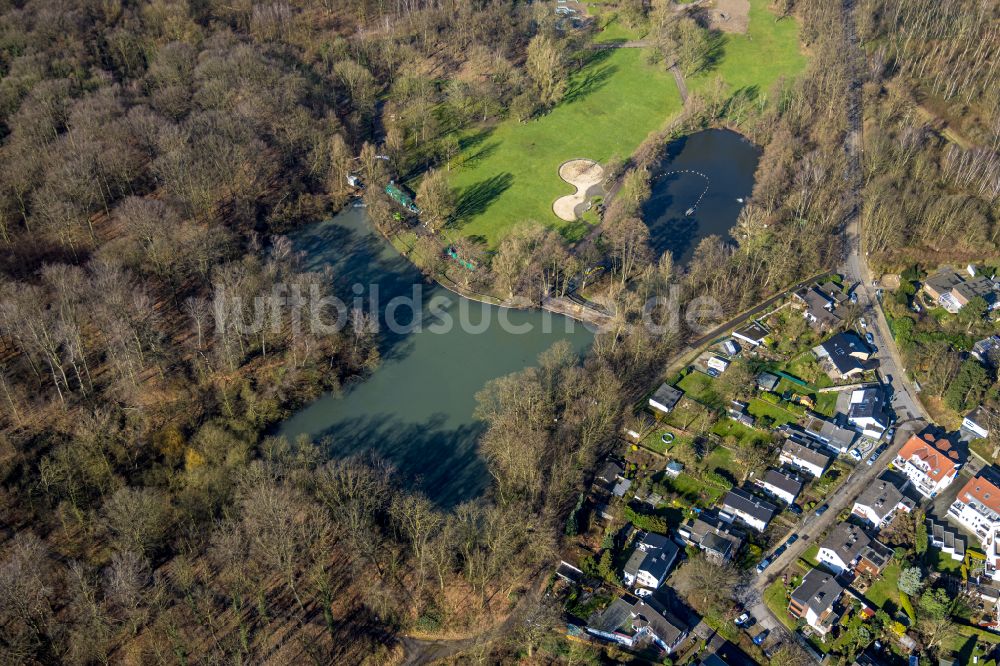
[741,0,931,657]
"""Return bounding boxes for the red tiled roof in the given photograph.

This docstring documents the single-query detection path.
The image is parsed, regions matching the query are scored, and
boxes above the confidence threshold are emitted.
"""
[897,434,960,483]
[959,476,1000,515]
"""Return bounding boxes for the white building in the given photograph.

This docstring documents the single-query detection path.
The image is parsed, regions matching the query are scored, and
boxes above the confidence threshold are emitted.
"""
[893,433,961,499]
[720,488,777,532]
[761,469,803,505]
[852,472,913,529]
[963,406,994,440]
[788,569,845,636]
[779,440,831,478]
[622,532,679,591]
[817,523,871,575]
[847,387,889,439]
[707,355,730,373]
[949,474,1000,579]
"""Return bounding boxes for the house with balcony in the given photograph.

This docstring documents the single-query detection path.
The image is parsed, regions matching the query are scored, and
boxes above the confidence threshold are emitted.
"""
[677,511,745,564]
[926,515,966,562]
[788,568,846,636]
[949,474,1000,578]
[622,532,679,591]
[761,469,803,505]
[779,439,832,478]
[852,471,914,530]
[893,433,961,499]
[818,523,872,575]
[586,595,689,654]
[720,488,777,532]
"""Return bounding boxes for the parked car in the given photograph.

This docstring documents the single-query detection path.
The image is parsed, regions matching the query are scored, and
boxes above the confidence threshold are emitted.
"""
[634,587,653,598]
[867,449,882,465]
[735,612,751,627]
[815,504,829,516]
[849,448,862,461]
[850,291,858,304]
[753,629,769,646]
[707,367,720,377]
[866,332,875,345]
[756,558,771,574]
[859,317,867,328]
[788,503,803,515]
[886,427,896,441]
[786,534,799,545]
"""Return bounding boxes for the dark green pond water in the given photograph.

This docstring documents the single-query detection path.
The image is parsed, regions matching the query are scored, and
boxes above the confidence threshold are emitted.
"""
[642,128,760,264]
[278,207,594,506]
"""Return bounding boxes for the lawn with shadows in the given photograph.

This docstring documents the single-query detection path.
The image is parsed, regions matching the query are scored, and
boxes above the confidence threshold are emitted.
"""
[445,0,806,248]
[448,46,682,246]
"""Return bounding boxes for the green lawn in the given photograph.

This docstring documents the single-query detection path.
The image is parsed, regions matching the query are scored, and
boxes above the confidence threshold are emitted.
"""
[763,580,797,630]
[686,0,807,96]
[448,47,682,246]
[703,445,742,479]
[677,370,720,406]
[865,561,901,613]
[446,0,807,246]
[801,543,820,566]
[927,547,964,575]
[747,397,800,426]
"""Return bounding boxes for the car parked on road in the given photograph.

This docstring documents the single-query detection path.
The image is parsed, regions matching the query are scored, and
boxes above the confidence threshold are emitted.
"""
[866,332,875,345]
[735,612,751,627]
[753,629,769,646]
[815,504,829,516]
[849,447,862,461]
[756,558,771,574]
[786,534,798,545]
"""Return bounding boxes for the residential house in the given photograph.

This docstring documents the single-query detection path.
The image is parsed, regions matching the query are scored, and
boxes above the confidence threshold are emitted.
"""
[963,406,994,441]
[801,414,858,454]
[948,474,1000,578]
[780,439,832,477]
[727,400,755,427]
[855,539,893,577]
[707,355,730,373]
[972,335,1000,369]
[720,488,777,532]
[926,515,966,562]
[793,286,843,330]
[922,270,964,303]
[848,387,889,438]
[595,460,632,497]
[893,433,962,498]
[761,469,803,505]
[852,471,913,529]
[923,268,1000,313]
[723,339,741,356]
[586,595,689,654]
[757,371,780,392]
[677,511,745,564]
[622,532,680,590]
[818,523,871,575]
[788,568,846,636]
[650,383,683,414]
[732,322,769,347]
[813,331,873,380]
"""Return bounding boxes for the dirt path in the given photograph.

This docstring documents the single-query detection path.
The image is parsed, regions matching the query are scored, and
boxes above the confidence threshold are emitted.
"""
[670,64,689,103]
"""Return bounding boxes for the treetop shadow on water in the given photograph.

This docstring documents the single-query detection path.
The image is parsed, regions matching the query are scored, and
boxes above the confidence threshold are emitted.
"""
[277,207,593,508]
[642,128,760,265]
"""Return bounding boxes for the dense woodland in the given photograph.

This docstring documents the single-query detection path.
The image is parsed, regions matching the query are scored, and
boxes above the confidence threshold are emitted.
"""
[0,0,997,663]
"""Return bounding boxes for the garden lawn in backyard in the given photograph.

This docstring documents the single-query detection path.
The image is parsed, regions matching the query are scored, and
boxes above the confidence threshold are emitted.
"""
[864,561,901,613]
[763,581,796,630]
[447,0,806,246]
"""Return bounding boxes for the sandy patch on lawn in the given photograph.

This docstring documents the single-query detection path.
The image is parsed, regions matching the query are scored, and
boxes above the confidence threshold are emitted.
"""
[553,159,605,222]
[707,0,749,34]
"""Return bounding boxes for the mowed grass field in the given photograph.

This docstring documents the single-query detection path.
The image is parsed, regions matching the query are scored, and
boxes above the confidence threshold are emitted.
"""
[446,0,807,246]
[448,46,682,246]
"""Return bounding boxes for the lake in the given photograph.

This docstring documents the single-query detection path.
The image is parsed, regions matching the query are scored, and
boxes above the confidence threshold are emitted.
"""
[277,207,594,507]
[641,128,760,264]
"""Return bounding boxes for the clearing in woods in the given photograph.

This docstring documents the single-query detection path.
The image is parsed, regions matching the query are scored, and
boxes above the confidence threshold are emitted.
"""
[442,0,807,247]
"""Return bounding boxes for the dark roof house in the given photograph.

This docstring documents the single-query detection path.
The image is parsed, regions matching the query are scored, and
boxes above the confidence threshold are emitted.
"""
[650,383,683,414]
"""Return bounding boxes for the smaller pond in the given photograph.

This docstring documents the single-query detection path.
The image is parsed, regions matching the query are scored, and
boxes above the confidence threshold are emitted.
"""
[641,129,761,264]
